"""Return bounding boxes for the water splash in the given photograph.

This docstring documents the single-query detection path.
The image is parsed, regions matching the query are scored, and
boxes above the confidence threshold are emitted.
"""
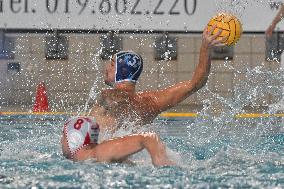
[214,0,272,18]
[186,58,284,157]
[78,46,104,116]
[214,0,249,17]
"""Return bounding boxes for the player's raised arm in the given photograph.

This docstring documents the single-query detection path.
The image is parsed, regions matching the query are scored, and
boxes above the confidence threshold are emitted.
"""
[150,25,226,113]
[266,4,284,37]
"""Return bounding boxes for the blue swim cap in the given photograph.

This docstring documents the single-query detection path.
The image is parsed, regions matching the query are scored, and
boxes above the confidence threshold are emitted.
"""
[115,51,143,83]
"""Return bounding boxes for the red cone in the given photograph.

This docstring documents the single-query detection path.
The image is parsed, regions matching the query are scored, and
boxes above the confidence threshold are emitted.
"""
[33,82,49,112]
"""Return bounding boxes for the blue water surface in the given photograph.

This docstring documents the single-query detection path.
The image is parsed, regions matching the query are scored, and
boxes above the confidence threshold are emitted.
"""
[0,115,283,189]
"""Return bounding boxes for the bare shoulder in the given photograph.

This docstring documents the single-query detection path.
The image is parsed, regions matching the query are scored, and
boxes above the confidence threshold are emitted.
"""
[135,90,157,104]
[136,90,160,99]
[134,90,162,115]
[136,89,168,103]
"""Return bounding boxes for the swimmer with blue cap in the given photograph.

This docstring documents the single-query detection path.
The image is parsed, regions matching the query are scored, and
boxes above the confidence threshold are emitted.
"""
[61,116,174,166]
[91,26,226,132]
[62,26,225,166]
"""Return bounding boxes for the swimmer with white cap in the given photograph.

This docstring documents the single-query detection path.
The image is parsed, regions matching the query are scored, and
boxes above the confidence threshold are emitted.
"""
[90,26,226,132]
[61,116,174,166]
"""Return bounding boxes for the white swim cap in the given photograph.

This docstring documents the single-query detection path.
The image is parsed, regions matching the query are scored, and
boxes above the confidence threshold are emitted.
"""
[63,116,100,157]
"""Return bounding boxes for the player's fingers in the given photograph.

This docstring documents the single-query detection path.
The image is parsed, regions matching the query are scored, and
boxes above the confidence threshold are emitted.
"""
[211,36,227,46]
[208,24,217,35]
[210,28,222,40]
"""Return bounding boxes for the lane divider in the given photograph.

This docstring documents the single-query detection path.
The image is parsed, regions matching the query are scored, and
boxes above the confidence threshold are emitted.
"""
[1,112,284,118]
[234,113,284,118]
[0,112,72,115]
[160,113,284,118]
[160,113,198,117]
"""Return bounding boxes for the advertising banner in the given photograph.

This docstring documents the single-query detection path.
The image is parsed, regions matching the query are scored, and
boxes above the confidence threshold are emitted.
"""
[0,0,283,31]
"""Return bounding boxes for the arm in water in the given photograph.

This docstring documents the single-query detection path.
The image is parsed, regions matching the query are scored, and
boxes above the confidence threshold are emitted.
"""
[147,25,226,113]
[75,132,175,166]
[266,4,284,37]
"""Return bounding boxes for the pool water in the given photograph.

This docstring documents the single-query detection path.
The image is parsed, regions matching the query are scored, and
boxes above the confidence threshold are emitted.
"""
[0,115,284,189]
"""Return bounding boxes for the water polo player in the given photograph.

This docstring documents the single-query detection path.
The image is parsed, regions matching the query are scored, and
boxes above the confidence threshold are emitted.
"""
[61,116,174,166]
[90,26,226,131]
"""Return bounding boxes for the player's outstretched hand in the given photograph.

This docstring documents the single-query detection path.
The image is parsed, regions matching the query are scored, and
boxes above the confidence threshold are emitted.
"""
[202,24,227,48]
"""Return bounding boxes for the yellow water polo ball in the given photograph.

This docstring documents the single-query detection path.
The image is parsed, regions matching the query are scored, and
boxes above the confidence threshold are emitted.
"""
[207,13,243,46]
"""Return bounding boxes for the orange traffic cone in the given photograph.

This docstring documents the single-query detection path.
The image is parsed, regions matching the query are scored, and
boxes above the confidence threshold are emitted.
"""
[33,82,49,112]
